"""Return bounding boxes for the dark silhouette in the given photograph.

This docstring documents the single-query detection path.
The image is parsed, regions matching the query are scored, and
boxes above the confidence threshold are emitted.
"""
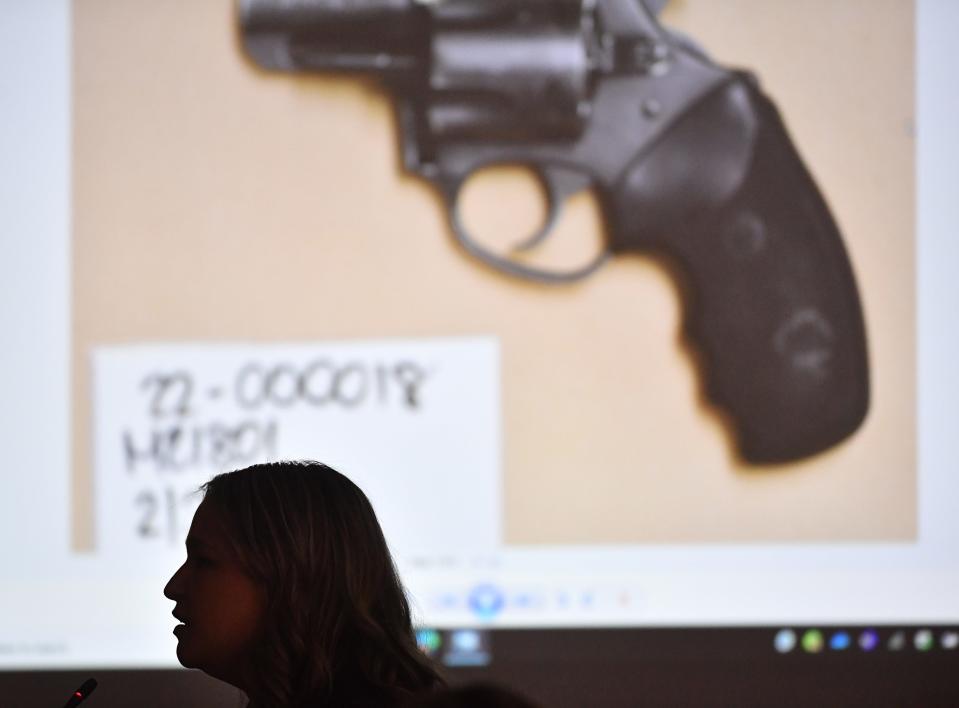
[403,683,544,708]
[163,460,444,708]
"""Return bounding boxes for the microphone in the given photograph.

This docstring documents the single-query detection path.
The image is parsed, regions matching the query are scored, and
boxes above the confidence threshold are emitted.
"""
[62,678,97,708]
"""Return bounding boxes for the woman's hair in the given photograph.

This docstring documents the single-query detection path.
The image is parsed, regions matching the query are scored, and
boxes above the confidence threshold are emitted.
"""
[201,460,444,708]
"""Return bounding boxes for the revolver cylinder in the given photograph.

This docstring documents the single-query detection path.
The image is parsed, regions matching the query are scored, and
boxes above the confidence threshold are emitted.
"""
[240,0,592,141]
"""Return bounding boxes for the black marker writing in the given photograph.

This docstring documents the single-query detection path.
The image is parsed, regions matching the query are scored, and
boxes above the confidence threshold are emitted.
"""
[123,419,278,474]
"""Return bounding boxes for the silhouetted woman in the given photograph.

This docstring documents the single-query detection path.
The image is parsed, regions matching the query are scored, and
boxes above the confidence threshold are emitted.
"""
[164,460,444,708]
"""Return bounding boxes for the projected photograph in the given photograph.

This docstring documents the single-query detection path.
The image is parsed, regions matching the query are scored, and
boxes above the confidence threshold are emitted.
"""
[70,0,915,559]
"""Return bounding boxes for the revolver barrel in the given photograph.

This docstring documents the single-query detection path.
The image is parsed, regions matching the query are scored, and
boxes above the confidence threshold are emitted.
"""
[239,0,428,75]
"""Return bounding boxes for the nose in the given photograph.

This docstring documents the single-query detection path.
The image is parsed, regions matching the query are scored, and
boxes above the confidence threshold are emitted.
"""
[164,562,187,602]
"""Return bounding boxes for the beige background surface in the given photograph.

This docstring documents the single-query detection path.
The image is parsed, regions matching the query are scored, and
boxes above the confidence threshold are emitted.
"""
[72,0,916,548]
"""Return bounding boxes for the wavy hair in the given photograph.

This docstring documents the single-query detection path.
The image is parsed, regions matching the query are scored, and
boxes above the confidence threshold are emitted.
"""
[201,460,444,708]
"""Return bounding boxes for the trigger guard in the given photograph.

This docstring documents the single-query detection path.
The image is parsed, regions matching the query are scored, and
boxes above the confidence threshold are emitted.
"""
[445,174,610,285]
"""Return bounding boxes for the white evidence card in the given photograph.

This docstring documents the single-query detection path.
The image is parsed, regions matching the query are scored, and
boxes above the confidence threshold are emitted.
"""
[91,337,501,562]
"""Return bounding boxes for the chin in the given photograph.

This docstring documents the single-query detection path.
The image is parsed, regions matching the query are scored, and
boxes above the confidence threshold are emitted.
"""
[176,646,236,685]
[174,638,201,669]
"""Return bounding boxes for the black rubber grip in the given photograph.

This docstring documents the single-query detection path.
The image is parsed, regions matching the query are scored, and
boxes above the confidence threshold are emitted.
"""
[608,75,869,464]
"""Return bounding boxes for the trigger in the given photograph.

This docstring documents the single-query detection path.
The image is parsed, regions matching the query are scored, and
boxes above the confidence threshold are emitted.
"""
[512,167,593,253]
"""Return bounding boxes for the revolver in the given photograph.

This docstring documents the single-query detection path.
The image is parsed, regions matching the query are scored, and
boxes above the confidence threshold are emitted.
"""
[238,0,869,465]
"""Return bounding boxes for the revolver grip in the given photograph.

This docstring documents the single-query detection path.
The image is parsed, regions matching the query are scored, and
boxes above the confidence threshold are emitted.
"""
[608,76,869,464]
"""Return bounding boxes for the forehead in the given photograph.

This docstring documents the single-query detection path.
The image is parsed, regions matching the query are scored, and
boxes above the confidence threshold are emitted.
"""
[186,499,233,549]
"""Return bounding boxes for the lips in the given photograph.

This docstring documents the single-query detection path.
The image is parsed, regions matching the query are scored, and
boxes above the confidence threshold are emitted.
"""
[172,608,188,623]
[172,610,190,636]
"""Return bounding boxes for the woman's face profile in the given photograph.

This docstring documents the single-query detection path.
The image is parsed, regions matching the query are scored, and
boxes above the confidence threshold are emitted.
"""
[163,499,266,687]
